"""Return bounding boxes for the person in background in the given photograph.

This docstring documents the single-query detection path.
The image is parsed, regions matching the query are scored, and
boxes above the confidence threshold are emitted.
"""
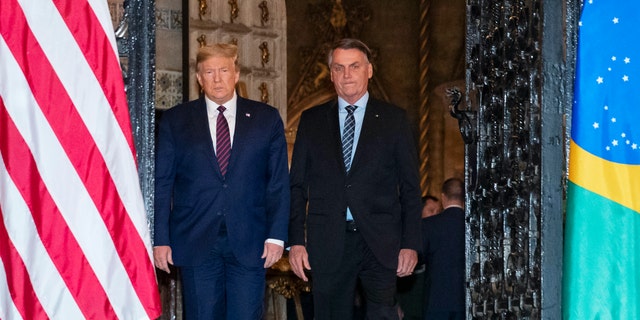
[421,195,441,218]
[288,38,423,320]
[422,178,465,320]
[153,43,290,319]
[397,194,442,319]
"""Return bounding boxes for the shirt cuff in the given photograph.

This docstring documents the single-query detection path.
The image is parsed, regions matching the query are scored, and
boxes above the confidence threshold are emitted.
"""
[265,238,284,247]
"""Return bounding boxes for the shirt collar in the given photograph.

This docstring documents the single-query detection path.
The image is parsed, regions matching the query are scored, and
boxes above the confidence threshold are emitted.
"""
[338,92,369,112]
[205,92,237,117]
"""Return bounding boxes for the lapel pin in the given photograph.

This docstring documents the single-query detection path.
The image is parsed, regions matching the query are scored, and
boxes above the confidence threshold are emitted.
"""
[246,113,251,117]
[375,114,380,118]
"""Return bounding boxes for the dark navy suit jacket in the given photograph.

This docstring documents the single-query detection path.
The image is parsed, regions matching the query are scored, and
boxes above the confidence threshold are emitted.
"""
[154,95,290,268]
[422,206,465,313]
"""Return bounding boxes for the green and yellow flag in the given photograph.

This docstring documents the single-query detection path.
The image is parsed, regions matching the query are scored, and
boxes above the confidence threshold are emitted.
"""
[563,1,640,319]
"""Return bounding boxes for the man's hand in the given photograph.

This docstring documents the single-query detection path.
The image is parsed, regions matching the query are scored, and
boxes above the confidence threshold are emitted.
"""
[288,245,311,281]
[262,242,284,268]
[396,248,418,277]
[153,245,173,274]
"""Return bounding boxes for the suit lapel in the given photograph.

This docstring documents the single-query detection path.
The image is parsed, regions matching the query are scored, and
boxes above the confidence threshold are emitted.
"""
[326,101,348,175]
[350,100,380,172]
[227,97,251,176]
[192,97,222,176]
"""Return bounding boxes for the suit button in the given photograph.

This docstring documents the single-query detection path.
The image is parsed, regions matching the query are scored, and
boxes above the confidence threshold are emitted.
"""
[223,184,228,188]
[216,211,223,216]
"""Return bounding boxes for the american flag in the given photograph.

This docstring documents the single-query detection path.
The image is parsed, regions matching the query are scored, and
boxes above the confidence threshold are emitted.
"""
[0,0,161,319]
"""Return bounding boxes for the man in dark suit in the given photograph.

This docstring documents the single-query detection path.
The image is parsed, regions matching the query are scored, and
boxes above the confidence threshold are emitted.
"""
[288,38,423,320]
[422,178,465,319]
[153,43,290,319]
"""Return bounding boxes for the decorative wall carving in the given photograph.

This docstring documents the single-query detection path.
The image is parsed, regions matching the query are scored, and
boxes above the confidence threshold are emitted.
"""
[185,0,287,121]
[108,1,125,28]
[229,0,239,23]
[286,0,392,158]
[260,41,270,67]
[259,82,270,103]
[155,3,183,109]
[156,71,183,109]
[199,0,207,20]
[156,7,182,31]
[259,1,270,26]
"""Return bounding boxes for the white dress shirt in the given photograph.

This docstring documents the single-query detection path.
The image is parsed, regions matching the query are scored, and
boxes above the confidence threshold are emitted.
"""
[338,92,369,221]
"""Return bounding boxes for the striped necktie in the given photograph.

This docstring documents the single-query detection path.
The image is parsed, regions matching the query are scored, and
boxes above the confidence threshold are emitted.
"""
[342,105,357,172]
[216,106,231,176]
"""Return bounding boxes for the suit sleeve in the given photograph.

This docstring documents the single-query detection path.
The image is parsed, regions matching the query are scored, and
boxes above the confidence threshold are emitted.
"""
[265,110,291,242]
[288,112,310,246]
[395,112,423,251]
[154,110,176,246]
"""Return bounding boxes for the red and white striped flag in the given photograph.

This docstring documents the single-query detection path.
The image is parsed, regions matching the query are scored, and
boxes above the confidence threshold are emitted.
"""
[0,0,162,319]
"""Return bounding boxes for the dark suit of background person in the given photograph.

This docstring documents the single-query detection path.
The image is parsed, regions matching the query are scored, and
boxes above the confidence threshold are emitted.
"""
[153,44,290,319]
[422,178,465,320]
[397,195,441,320]
[288,38,423,320]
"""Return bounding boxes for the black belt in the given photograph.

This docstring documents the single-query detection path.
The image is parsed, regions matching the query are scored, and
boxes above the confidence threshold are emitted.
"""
[346,220,358,232]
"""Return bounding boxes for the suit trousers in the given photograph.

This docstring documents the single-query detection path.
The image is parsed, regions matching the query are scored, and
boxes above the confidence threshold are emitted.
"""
[312,228,399,320]
[180,229,266,319]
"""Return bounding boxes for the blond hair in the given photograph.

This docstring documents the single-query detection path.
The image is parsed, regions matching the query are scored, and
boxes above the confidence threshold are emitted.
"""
[196,43,239,72]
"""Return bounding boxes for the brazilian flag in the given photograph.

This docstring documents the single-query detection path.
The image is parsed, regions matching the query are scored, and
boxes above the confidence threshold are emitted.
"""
[563,1,640,319]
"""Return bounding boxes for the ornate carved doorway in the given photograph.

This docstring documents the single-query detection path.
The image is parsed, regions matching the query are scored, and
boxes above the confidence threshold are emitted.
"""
[117,0,577,318]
